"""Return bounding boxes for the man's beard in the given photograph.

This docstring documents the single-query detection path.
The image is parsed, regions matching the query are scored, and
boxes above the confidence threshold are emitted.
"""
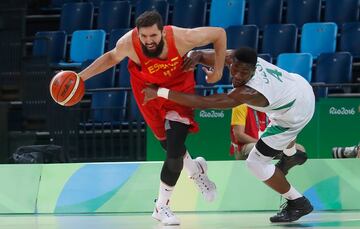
[141,37,165,58]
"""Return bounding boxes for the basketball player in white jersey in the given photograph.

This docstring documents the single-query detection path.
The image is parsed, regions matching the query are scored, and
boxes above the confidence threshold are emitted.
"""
[143,47,315,222]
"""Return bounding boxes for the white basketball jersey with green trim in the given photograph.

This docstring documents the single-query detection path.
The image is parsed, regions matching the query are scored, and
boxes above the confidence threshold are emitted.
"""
[245,57,314,125]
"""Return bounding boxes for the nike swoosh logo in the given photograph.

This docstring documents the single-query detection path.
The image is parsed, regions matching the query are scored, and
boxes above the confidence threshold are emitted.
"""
[198,163,205,174]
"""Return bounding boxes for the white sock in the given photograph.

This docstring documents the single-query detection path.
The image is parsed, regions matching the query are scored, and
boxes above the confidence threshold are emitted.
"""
[156,182,174,208]
[183,151,200,177]
[282,185,303,200]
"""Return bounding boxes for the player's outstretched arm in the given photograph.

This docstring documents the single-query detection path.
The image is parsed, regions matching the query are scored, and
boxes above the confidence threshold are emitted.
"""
[143,86,241,109]
[78,31,131,81]
[167,90,239,109]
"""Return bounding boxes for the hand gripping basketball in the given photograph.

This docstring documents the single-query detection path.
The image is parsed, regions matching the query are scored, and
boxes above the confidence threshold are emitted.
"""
[49,71,85,106]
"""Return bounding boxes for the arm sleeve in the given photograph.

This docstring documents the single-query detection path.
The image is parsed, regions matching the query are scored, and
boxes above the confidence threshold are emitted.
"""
[231,104,248,126]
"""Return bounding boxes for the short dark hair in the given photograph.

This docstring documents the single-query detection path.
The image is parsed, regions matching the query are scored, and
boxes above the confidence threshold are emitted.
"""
[233,47,257,67]
[135,11,164,31]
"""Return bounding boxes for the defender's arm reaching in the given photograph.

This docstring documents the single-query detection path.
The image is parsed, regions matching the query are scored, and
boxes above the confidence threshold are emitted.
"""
[142,85,266,109]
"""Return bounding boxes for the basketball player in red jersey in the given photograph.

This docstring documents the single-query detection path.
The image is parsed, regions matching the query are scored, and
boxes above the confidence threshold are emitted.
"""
[78,11,226,225]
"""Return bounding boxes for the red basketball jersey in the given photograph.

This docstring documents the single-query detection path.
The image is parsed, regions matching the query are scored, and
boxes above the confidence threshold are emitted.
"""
[127,26,198,139]
[128,26,195,91]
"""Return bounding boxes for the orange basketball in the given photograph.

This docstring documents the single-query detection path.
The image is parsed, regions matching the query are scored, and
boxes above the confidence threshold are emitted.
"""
[49,71,85,106]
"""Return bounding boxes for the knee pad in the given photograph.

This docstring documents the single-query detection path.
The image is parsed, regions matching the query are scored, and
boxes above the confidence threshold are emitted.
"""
[166,157,184,173]
[166,120,188,158]
[256,139,282,157]
[167,144,186,158]
[246,146,275,181]
[161,157,183,186]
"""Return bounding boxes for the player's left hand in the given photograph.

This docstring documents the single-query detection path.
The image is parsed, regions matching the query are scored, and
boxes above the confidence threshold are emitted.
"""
[142,84,158,105]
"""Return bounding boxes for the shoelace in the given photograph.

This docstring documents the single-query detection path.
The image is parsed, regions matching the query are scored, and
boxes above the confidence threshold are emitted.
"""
[193,173,213,193]
[276,199,292,214]
[159,206,175,218]
[279,201,288,210]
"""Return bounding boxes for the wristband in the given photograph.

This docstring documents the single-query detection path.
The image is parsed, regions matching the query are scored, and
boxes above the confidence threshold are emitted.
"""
[157,88,170,99]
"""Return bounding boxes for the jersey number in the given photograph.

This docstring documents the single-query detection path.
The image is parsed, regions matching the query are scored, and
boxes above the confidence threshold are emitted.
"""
[266,68,283,82]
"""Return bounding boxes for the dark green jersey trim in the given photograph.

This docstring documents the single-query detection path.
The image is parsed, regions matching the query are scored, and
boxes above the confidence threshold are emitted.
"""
[272,99,296,111]
[261,125,289,138]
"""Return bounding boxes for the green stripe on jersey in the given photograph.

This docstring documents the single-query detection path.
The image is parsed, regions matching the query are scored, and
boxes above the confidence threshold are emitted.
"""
[261,125,289,138]
[272,99,296,110]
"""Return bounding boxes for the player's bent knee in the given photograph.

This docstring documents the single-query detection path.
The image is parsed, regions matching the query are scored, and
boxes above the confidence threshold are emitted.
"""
[161,157,183,186]
[166,157,184,173]
[161,162,181,186]
[246,147,275,181]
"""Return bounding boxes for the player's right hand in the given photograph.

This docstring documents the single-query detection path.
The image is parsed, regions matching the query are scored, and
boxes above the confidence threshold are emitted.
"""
[182,50,202,72]
[203,67,222,83]
[142,85,158,105]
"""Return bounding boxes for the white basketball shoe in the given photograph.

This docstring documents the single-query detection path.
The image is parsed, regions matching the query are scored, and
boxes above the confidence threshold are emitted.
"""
[191,157,217,202]
[152,204,180,225]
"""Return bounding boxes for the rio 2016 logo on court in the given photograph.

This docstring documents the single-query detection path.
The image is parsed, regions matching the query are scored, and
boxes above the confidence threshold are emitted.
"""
[199,110,224,118]
[329,107,356,115]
